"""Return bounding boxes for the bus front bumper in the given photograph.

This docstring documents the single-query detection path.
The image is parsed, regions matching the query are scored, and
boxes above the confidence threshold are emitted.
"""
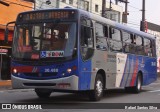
[11,75,79,90]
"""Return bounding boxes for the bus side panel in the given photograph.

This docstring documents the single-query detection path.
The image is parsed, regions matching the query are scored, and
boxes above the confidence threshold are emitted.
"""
[91,50,117,89]
[120,54,157,87]
[120,54,139,87]
[142,57,157,85]
[78,57,92,90]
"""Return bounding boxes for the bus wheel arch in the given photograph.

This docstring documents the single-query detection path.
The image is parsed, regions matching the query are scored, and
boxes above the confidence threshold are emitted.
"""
[136,71,143,93]
[89,69,106,101]
[125,71,143,93]
[138,71,143,85]
[96,69,106,89]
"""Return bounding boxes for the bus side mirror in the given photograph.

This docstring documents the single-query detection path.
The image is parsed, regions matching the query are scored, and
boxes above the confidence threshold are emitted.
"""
[4,28,9,43]
[4,21,16,43]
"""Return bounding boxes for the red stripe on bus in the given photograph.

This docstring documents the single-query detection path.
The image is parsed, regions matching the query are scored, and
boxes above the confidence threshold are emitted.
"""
[130,58,139,86]
[11,66,37,73]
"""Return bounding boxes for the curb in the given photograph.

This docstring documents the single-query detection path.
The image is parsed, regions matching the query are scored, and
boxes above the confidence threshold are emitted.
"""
[0,80,11,86]
[0,80,12,90]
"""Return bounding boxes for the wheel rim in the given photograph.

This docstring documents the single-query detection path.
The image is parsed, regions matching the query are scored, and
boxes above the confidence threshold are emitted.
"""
[137,76,141,90]
[96,80,103,96]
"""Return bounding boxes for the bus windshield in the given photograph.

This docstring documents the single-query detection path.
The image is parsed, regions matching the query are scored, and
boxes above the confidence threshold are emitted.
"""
[12,22,77,61]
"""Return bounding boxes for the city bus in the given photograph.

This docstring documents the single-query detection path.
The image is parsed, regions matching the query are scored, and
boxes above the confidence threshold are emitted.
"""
[6,8,157,101]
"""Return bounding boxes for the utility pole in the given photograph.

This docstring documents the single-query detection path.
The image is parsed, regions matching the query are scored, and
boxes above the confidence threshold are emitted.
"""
[140,0,145,31]
[102,0,106,17]
[34,0,36,10]
[109,0,112,10]
[124,0,128,15]
[122,0,129,23]
[115,0,118,5]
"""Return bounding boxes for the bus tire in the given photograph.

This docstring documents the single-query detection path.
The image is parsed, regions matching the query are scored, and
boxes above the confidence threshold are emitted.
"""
[133,73,142,93]
[125,73,142,93]
[89,74,104,101]
[35,88,52,98]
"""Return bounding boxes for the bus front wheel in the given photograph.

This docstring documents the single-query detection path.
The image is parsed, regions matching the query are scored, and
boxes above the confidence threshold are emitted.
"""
[35,88,52,98]
[89,74,104,101]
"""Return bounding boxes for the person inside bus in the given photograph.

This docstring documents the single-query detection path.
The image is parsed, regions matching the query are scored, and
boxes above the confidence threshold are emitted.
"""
[129,35,136,53]
[50,31,67,50]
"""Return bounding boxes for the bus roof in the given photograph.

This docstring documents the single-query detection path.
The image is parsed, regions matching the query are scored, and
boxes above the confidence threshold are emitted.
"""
[77,9,156,40]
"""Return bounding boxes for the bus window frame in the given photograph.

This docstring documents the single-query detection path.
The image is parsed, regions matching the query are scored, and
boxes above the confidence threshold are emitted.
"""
[95,22,109,51]
[80,16,94,61]
[108,26,123,52]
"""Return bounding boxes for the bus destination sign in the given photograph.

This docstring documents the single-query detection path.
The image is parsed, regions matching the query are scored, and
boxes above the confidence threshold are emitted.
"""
[18,10,76,22]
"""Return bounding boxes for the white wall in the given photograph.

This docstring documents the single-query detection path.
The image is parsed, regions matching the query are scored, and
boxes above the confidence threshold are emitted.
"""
[35,0,123,22]
[35,0,57,9]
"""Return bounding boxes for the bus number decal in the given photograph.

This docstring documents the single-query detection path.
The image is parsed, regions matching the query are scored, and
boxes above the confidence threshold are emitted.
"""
[45,68,58,72]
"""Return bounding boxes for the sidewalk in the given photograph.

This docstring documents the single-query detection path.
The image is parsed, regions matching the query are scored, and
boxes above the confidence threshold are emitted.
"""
[0,80,12,90]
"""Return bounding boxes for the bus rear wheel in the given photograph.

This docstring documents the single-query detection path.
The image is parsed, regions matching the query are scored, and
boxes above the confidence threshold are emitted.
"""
[125,73,142,93]
[89,74,104,101]
[35,88,52,98]
[134,74,142,93]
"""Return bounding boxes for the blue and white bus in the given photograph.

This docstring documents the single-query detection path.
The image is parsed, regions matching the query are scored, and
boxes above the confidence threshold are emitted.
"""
[8,8,157,101]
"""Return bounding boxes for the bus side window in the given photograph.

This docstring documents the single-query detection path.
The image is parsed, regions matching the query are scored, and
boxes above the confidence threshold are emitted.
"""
[80,17,94,60]
[122,31,132,53]
[152,39,156,57]
[135,35,144,55]
[81,26,93,48]
[95,23,108,50]
[144,38,152,57]
[109,27,122,52]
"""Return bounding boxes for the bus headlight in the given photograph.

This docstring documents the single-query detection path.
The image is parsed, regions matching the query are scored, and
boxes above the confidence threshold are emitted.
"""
[13,68,17,74]
[66,66,77,74]
[67,68,72,73]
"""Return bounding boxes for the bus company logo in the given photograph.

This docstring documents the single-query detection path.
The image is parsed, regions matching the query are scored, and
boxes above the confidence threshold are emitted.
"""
[40,51,64,58]
[46,51,64,57]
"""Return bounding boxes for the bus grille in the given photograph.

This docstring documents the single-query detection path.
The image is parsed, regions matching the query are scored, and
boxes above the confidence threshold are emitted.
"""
[23,73,58,79]
[23,83,56,86]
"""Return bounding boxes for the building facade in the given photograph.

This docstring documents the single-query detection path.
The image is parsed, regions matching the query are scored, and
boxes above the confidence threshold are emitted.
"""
[0,0,32,41]
[35,0,123,22]
[0,0,33,80]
